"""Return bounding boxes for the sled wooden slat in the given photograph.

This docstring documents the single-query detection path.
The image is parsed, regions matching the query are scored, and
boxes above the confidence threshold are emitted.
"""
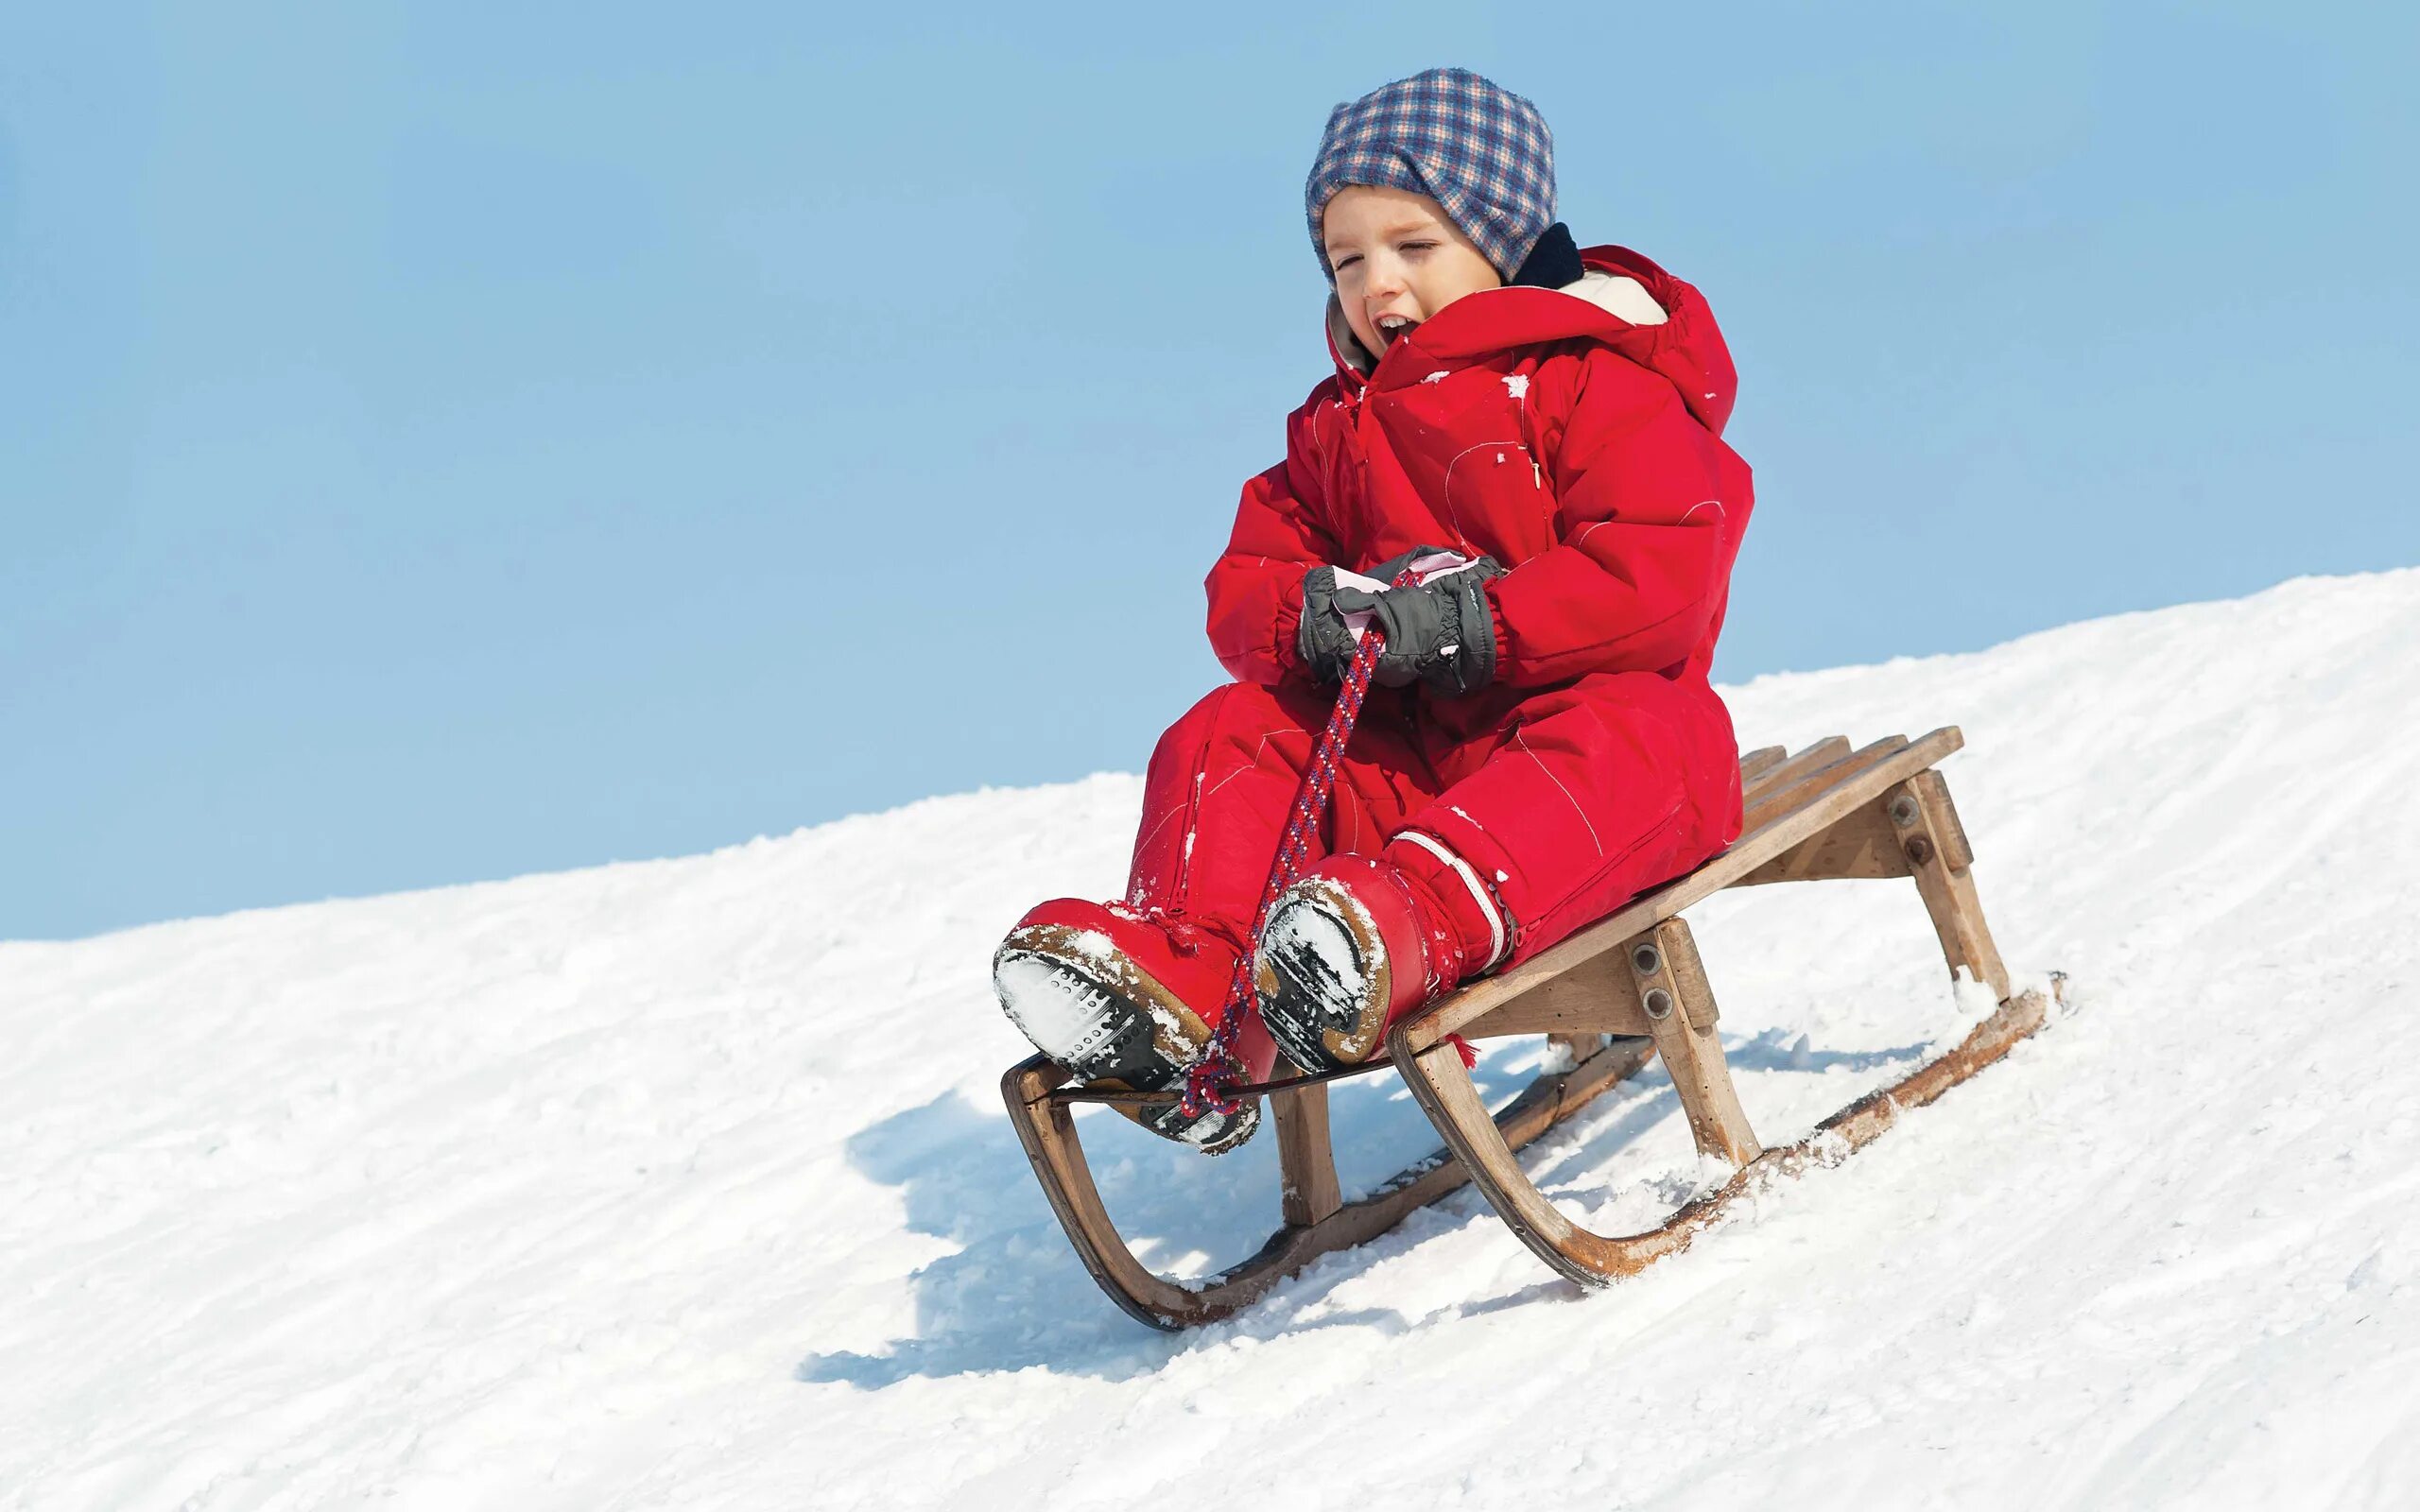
[1459,949,1653,1040]
[1271,1080,1343,1228]
[1634,918,1761,1165]
[1003,721,2058,1327]
[1739,733,1910,834]
[1395,727,1964,1056]
[1742,735,1851,803]
[1737,744,1788,784]
[1733,798,1907,886]
[1002,1036,1656,1331]
[1895,768,2009,1001]
[1389,728,2056,1289]
[1392,982,2057,1288]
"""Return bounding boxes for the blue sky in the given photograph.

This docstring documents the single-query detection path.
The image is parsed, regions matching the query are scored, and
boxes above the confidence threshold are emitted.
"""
[5,2,2414,941]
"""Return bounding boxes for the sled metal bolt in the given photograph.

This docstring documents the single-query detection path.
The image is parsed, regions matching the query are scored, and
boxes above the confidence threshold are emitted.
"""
[1643,988,1676,1021]
[1904,835,1935,867]
[1888,794,1919,828]
[1631,943,1662,976]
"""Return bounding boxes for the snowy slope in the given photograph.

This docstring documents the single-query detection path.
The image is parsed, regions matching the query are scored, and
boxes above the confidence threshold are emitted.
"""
[7,569,2419,1511]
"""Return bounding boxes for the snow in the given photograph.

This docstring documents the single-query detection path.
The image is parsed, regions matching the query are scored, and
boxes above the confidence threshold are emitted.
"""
[992,954,1114,1065]
[7,568,2420,1509]
[1262,878,1370,995]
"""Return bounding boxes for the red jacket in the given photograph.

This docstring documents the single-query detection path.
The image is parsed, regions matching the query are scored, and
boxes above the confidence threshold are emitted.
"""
[1205,245,1754,709]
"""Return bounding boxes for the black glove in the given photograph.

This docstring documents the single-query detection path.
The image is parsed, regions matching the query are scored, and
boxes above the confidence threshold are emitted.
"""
[1297,565,1360,684]
[1297,550,1503,696]
[1333,562,1503,696]
[1297,548,1436,683]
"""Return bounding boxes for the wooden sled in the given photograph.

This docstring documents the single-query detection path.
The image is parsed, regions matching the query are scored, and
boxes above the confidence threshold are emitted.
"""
[1002,726,2055,1330]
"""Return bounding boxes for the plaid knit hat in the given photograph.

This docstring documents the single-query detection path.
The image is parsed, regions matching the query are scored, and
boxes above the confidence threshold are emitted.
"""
[1305,67,1557,283]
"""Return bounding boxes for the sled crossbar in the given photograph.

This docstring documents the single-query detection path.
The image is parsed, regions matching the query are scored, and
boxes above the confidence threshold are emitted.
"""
[1045,1056,1394,1108]
[1002,725,2057,1329]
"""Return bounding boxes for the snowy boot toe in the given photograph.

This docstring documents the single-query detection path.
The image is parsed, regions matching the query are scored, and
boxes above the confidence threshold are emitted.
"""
[994,900,1268,1155]
[1254,840,1507,1072]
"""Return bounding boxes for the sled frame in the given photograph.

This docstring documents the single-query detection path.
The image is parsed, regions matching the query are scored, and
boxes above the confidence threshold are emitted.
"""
[1002,725,2051,1328]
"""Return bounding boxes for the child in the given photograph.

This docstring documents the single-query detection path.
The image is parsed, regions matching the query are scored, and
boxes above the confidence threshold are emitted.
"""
[994,67,1754,1154]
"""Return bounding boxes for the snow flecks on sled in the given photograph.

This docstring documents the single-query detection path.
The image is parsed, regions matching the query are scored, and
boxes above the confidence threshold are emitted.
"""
[1003,725,2060,1329]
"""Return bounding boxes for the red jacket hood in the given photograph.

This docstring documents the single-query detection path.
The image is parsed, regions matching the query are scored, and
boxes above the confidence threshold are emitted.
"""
[1323,244,1738,437]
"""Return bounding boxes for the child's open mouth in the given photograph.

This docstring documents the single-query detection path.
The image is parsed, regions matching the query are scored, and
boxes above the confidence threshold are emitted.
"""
[1375,314,1421,348]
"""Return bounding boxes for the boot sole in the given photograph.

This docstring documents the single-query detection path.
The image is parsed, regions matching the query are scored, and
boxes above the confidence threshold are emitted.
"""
[995,924,1259,1155]
[1254,880,1393,1073]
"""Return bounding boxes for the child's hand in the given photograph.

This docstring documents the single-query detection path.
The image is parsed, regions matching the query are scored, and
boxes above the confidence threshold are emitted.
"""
[1297,565,1375,683]
[1297,553,1504,696]
[1335,564,1502,696]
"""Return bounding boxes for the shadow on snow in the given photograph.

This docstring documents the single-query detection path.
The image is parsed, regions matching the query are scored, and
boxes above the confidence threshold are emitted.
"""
[795,1027,1935,1387]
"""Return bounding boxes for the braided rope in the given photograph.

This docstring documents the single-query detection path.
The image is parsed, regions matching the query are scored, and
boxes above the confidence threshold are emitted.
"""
[1178,571,1413,1120]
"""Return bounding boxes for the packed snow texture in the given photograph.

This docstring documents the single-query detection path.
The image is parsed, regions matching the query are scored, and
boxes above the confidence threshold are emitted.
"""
[7,570,2419,1510]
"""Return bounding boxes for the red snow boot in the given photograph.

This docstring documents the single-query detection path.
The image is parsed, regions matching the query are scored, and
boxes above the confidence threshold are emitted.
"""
[1253,835,1509,1071]
[994,899,1274,1154]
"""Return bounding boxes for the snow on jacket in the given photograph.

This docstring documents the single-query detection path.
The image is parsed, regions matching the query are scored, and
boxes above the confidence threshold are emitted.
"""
[1204,245,1754,702]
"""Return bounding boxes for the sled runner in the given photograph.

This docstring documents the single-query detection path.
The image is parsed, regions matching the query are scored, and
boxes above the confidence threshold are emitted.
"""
[1001,726,2057,1330]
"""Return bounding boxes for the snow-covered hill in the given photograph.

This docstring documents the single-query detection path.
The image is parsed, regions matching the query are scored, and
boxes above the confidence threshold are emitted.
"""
[8,570,2420,1511]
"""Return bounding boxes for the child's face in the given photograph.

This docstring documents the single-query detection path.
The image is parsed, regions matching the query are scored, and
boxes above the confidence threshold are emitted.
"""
[1321,184,1504,359]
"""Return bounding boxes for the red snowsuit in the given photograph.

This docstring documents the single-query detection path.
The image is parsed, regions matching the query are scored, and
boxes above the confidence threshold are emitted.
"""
[1132,246,1754,971]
